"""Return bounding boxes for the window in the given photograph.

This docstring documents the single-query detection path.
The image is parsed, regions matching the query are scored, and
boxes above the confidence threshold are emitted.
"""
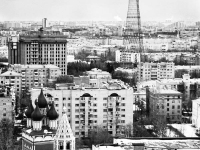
[121,109,125,111]
[75,104,79,107]
[75,121,79,124]
[63,98,66,101]
[68,103,71,107]
[103,120,107,123]
[103,103,107,106]
[121,120,125,123]
[93,109,97,112]
[103,109,107,112]
[3,113,6,116]
[172,105,175,109]
[121,114,125,117]
[3,103,6,105]
[121,103,125,106]
[177,105,180,109]
[167,108,169,111]
[55,98,59,101]
[55,104,59,107]
[75,115,79,118]
[167,103,169,106]
[75,98,79,100]
[172,100,175,103]
[3,108,6,110]
[93,103,97,107]
[103,98,107,100]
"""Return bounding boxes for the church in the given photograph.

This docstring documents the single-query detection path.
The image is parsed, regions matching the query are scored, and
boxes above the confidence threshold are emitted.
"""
[22,89,75,150]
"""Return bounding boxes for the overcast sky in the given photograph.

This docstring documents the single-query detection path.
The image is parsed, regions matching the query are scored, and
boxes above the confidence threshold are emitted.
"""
[0,0,199,22]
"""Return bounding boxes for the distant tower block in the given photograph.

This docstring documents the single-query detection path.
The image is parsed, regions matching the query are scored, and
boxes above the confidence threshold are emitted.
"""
[42,18,47,28]
[123,0,143,53]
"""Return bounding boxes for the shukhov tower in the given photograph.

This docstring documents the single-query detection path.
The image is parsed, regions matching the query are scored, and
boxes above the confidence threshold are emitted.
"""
[123,0,143,53]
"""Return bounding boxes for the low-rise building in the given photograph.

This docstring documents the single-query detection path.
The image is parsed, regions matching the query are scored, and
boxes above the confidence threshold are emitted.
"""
[115,50,141,63]
[147,87,182,123]
[137,62,175,82]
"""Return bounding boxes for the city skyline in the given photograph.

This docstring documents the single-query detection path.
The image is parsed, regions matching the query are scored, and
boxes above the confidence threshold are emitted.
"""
[0,0,200,22]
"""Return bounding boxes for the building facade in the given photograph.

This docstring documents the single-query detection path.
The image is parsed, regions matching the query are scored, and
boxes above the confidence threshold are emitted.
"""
[0,96,13,121]
[0,71,22,97]
[115,50,141,63]
[31,81,134,137]
[137,62,175,82]
[147,88,182,123]
[192,98,200,133]
[10,64,61,90]
[8,31,68,75]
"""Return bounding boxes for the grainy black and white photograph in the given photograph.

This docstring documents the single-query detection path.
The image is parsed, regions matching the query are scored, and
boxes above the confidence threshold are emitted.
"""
[0,0,200,149]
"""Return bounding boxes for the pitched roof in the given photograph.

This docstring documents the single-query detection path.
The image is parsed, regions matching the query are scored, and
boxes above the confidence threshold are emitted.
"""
[0,71,21,77]
[55,107,75,141]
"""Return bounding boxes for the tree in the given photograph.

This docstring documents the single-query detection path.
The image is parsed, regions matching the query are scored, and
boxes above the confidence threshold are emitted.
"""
[55,75,74,84]
[85,126,112,148]
[0,118,15,150]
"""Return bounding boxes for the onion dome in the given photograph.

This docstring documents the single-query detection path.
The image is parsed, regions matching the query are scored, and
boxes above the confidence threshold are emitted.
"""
[31,102,43,121]
[38,89,48,108]
[47,102,59,120]
[25,101,34,118]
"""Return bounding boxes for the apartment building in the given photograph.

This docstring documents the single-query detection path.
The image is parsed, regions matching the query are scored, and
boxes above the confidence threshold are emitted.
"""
[138,74,200,103]
[137,62,175,82]
[8,31,68,75]
[0,71,22,96]
[147,87,182,123]
[0,96,13,121]
[31,80,133,137]
[9,64,61,90]
[192,98,200,133]
[115,50,141,63]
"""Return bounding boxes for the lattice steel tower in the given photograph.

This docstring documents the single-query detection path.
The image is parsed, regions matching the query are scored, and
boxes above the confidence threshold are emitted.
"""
[123,0,143,54]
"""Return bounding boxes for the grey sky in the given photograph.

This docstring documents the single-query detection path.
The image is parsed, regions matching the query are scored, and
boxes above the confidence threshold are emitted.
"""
[0,0,199,21]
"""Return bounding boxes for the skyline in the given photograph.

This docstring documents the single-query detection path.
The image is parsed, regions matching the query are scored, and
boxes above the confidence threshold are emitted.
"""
[0,0,200,22]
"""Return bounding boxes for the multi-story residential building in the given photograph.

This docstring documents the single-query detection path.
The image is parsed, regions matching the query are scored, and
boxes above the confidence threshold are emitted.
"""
[0,71,22,97]
[137,62,175,82]
[0,95,13,121]
[10,64,61,90]
[147,87,182,123]
[138,74,200,103]
[0,36,8,46]
[8,31,68,75]
[115,50,141,63]
[31,79,133,137]
[0,46,8,58]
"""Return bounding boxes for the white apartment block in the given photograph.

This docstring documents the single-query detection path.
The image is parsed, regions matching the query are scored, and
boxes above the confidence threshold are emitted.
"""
[0,96,13,121]
[115,50,141,63]
[0,71,22,96]
[137,62,175,82]
[9,64,61,90]
[31,81,133,137]
[148,88,182,123]
[0,46,8,58]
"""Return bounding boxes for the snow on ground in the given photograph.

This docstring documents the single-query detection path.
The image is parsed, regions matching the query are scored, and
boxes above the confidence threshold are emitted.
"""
[171,124,198,137]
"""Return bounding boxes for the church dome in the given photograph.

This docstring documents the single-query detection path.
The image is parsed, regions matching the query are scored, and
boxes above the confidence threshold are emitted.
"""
[47,102,59,120]
[31,102,43,121]
[25,101,34,118]
[38,89,48,108]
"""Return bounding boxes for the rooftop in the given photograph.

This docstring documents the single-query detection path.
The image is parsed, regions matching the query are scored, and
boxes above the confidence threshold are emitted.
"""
[0,71,21,77]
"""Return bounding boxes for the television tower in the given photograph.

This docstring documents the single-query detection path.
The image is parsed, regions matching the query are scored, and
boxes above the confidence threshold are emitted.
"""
[122,0,143,63]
